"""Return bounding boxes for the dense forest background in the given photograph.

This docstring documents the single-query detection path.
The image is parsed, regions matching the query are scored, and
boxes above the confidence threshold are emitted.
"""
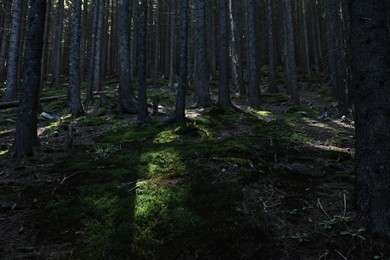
[0,0,389,258]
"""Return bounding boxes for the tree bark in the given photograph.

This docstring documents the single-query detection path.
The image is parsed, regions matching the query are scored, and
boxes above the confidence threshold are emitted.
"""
[137,0,149,124]
[39,0,51,99]
[194,0,211,107]
[68,0,84,116]
[285,0,299,104]
[217,0,231,108]
[118,0,138,114]
[351,0,390,241]
[246,0,261,109]
[325,0,347,115]
[175,0,188,123]
[0,1,11,82]
[168,0,176,91]
[301,0,311,88]
[54,0,64,90]
[266,0,277,93]
[12,0,46,157]
[85,0,100,105]
[3,0,23,101]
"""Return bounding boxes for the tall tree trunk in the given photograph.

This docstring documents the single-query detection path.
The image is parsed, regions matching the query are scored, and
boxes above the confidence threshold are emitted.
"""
[285,0,299,104]
[54,0,64,90]
[266,0,277,93]
[309,0,321,85]
[351,0,390,241]
[301,0,311,88]
[228,0,239,93]
[80,0,88,81]
[325,0,347,115]
[3,0,23,101]
[175,0,188,123]
[39,0,51,99]
[137,0,149,124]
[85,0,100,105]
[341,0,353,106]
[12,0,46,157]
[153,0,160,87]
[93,0,104,93]
[0,1,11,82]
[194,0,211,107]
[168,0,176,91]
[246,0,261,109]
[118,0,138,114]
[217,0,231,108]
[68,0,84,116]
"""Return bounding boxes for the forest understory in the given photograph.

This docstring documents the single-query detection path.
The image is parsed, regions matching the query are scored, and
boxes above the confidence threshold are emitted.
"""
[0,81,389,259]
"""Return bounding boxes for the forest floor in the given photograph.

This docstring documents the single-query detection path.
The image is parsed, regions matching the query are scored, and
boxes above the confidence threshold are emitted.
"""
[0,82,389,259]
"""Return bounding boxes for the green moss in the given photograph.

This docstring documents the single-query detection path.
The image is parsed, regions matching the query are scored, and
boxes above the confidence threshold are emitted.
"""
[42,98,66,112]
[81,116,110,126]
[153,129,180,143]
[99,124,162,143]
[263,92,291,104]
[290,132,309,144]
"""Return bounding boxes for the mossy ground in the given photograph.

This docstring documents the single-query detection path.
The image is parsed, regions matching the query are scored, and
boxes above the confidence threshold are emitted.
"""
[0,84,389,259]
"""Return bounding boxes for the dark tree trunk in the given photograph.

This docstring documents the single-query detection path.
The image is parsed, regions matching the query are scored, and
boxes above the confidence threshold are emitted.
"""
[0,1,11,82]
[137,0,149,124]
[118,0,138,114]
[3,0,23,101]
[85,0,100,105]
[194,0,211,107]
[168,0,176,91]
[217,0,232,108]
[68,0,84,116]
[325,0,347,115]
[93,0,104,93]
[246,0,261,109]
[285,0,299,104]
[80,0,88,81]
[266,0,277,93]
[351,0,390,241]
[175,0,188,123]
[39,0,51,100]
[301,0,311,88]
[54,0,64,90]
[12,0,46,157]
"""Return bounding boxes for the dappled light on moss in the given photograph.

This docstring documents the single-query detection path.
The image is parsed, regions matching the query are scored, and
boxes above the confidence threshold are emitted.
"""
[152,129,180,143]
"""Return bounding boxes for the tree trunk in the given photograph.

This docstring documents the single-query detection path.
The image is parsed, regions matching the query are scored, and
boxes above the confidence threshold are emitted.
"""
[12,0,46,157]
[68,0,84,116]
[228,0,239,93]
[39,0,51,99]
[217,0,231,108]
[285,0,299,104]
[153,0,160,88]
[175,0,188,123]
[137,0,149,124]
[93,0,104,93]
[168,0,176,91]
[54,0,64,90]
[301,0,311,88]
[0,1,11,82]
[246,0,261,109]
[351,0,390,241]
[325,0,347,115]
[118,0,138,114]
[194,0,211,107]
[3,0,23,101]
[85,0,100,105]
[266,0,277,93]
[80,0,88,81]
